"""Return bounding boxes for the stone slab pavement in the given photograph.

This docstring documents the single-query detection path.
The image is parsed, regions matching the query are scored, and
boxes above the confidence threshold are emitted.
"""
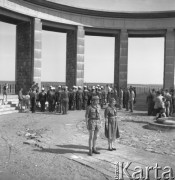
[0,109,175,180]
[61,141,175,180]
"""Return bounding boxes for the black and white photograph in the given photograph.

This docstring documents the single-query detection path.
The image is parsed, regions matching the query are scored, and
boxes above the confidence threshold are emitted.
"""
[0,0,175,179]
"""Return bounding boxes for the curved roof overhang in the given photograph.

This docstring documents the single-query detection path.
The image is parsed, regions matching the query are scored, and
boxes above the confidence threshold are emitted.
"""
[23,0,175,19]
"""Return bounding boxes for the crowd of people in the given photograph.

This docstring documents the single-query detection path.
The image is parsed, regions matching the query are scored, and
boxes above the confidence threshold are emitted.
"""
[146,88,175,119]
[18,82,136,114]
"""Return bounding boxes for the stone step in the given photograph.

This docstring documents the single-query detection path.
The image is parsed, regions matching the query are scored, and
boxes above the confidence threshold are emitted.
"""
[0,107,17,112]
[0,104,11,108]
[0,95,18,99]
[135,108,147,110]
[7,101,19,105]
[0,109,18,115]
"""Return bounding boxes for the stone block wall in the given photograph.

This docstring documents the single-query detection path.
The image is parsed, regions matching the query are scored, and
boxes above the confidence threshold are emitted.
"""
[16,18,42,94]
[66,26,84,88]
[32,18,42,91]
[16,21,33,93]
[114,30,128,90]
[164,29,175,89]
[66,29,77,88]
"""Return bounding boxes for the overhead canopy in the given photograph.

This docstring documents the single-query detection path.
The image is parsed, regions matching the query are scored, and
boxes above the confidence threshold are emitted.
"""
[45,0,175,12]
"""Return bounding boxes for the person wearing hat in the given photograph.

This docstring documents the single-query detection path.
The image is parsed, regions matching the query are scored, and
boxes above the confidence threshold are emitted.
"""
[47,86,56,112]
[61,86,69,114]
[104,98,120,151]
[83,86,89,110]
[97,87,102,107]
[90,86,97,104]
[39,87,47,112]
[72,86,77,110]
[85,95,102,156]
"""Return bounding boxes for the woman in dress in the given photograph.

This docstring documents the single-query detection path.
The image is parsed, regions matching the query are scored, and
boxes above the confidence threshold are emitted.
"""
[104,98,120,150]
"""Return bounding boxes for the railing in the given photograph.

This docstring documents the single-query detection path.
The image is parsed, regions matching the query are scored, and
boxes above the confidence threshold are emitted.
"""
[0,81,16,94]
[0,81,163,95]
[85,83,163,95]
[128,84,163,95]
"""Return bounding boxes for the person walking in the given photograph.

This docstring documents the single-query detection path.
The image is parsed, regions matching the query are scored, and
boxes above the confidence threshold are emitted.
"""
[85,96,102,156]
[104,98,120,151]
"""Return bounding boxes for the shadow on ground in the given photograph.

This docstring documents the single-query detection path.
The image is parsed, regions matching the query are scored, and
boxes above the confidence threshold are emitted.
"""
[121,119,150,124]
[33,144,106,155]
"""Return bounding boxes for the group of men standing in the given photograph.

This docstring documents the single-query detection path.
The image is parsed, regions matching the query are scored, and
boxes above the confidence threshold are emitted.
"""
[19,83,136,114]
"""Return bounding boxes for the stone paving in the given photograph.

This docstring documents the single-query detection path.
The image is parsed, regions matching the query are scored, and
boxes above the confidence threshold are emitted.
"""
[0,109,175,179]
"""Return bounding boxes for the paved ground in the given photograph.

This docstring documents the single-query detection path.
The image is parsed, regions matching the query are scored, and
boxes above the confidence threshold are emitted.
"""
[0,109,175,180]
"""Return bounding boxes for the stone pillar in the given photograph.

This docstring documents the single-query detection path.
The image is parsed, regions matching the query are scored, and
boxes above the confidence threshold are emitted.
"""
[16,21,33,94]
[16,18,42,94]
[164,29,175,89]
[32,18,42,91]
[114,30,128,90]
[66,26,84,88]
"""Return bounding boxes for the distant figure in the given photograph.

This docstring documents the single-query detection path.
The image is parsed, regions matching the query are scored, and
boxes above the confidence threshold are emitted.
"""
[154,91,166,119]
[164,89,172,117]
[72,86,77,110]
[101,86,107,108]
[25,92,30,111]
[47,86,56,112]
[3,83,8,103]
[18,88,23,111]
[30,89,37,113]
[39,87,47,112]
[125,88,130,111]
[83,86,89,110]
[61,86,69,114]
[146,90,154,116]
[76,86,83,110]
[119,87,123,110]
[129,87,135,112]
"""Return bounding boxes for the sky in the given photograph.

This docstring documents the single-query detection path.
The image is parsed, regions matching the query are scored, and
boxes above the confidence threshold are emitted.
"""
[0,21,164,84]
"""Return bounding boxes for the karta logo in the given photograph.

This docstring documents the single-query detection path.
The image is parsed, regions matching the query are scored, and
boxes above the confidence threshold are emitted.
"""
[115,162,174,180]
